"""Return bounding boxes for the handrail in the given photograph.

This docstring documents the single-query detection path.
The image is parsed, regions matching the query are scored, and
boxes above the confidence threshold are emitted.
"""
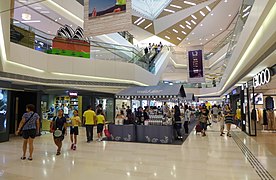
[10,18,162,73]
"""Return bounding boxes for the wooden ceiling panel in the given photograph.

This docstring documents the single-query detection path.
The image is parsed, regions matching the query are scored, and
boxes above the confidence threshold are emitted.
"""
[132,16,155,34]
[157,0,209,19]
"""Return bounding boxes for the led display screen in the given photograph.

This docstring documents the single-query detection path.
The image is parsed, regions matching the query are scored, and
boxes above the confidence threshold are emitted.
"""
[0,90,8,133]
[89,0,126,18]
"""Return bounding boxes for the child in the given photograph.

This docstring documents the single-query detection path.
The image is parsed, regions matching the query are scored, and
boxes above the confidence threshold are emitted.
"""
[96,109,105,142]
[70,110,81,150]
[218,112,225,136]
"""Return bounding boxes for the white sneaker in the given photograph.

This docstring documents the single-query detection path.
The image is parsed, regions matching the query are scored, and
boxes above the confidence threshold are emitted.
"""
[97,139,101,142]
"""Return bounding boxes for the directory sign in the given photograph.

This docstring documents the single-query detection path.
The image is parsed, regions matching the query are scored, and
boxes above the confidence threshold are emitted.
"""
[188,49,205,83]
[0,90,8,133]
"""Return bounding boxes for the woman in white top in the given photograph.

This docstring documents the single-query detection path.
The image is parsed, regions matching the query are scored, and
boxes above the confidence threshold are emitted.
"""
[183,105,191,134]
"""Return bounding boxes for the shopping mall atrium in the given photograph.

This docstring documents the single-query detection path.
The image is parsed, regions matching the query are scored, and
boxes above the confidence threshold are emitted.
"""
[0,0,276,179]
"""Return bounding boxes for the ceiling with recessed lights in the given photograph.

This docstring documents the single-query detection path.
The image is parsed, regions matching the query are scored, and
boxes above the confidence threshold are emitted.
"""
[13,0,79,35]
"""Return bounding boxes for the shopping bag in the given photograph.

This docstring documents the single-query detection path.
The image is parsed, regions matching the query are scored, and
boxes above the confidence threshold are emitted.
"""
[104,126,111,138]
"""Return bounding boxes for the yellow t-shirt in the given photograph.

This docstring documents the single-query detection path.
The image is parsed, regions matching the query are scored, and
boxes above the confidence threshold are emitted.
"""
[97,115,105,124]
[71,116,80,127]
[236,109,241,119]
[83,110,96,125]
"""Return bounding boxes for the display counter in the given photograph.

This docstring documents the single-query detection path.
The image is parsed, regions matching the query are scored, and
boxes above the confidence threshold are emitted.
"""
[136,125,173,144]
[109,124,136,142]
[108,124,174,144]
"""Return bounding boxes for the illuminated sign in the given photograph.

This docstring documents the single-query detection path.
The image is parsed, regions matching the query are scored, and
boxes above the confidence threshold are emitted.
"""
[253,68,271,88]
[69,92,78,96]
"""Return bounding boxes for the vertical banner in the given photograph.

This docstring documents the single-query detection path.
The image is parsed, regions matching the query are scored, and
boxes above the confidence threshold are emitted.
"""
[188,49,205,83]
[84,0,132,37]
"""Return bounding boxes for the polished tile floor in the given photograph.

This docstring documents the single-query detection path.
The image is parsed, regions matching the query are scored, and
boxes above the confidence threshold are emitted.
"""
[0,123,275,180]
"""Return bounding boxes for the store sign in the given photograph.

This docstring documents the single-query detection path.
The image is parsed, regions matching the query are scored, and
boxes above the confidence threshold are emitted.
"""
[253,68,271,88]
[69,92,78,97]
[188,49,205,83]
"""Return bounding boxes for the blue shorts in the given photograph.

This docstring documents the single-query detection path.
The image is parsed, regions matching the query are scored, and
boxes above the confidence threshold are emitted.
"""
[200,122,207,131]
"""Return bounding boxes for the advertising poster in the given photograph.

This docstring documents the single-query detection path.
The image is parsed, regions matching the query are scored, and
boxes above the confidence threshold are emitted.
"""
[188,49,205,83]
[0,90,7,133]
[89,0,126,18]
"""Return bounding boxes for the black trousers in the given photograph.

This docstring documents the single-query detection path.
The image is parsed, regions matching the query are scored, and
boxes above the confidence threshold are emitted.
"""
[184,121,189,134]
[85,125,94,141]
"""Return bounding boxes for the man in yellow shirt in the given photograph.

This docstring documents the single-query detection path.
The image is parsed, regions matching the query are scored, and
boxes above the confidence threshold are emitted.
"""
[83,106,97,143]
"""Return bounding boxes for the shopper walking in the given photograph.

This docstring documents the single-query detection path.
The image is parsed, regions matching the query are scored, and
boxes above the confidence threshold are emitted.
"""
[51,109,67,155]
[83,106,97,143]
[69,110,81,150]
[16,104,40,161]
[183,105,191,134]
[218,112,225,136]
[235,105,242,128]
[224,104,234,137]
[96,109,105,142]
[212,104,219,122]
[174,105,182,139]
[199,107,208,136]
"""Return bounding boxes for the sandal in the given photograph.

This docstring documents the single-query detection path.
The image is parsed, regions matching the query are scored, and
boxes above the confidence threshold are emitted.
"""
[21,156,26,160]
[28,157,33,161]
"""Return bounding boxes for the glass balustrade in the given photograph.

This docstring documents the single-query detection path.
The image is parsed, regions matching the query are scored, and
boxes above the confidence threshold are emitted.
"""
[10,19,164,73]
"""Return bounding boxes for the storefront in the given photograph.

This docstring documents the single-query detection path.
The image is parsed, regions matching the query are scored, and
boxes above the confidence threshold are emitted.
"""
[240,65,276,136]
[40,90,115,132]
[109,84,192,144]
[0,83,9,142]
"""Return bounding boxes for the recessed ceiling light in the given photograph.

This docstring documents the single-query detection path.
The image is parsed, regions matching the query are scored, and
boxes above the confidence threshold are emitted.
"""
[206,39,208,41]
[191,20,196,25]
[144,23,153,29]
[165,36,171,39]
[55,19,58,21]
[211,13,214,16]
[200,11,205,17]
[137,19,145,25]
[200,24,203,26]
[212,34,215,36]
[220,28,223,31]
[170,4,182,9]
[233,34,236,37]
[58,17,61,20]
[134,17,143,24]
[228,14,231,17]
[177,37,182,41]
[192,32,194,35]
[191,15,197,19]
[243,6,251,13]
[186,25,191,29]
[164,9,175,13]
[199,38,202,41]
[183,1,196,6]
[242,12,250,18]
[186,38,189,40]
[200,42,203,45]
[224,0,227,2]
[70,25,72,27]
[40,11,50,14]
[173,29,178,33]
[185,21,191,25]
[21,20,41,23]
[22,12,31,20]
[188,42,191,44]
[179,24,185,29]
[206,6,211,12]
[182,31,187,35]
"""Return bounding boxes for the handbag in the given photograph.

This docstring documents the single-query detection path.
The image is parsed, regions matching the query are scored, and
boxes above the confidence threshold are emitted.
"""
[18,112,35,135]
[104,125,111,138]
[52,117,64,138]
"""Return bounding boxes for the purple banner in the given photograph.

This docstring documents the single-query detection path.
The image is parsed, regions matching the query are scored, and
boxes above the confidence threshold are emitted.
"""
[188,50,204,82]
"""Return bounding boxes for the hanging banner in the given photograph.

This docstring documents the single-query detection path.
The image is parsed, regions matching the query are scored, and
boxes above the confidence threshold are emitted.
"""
[84,0,132,37]
[188,49,205,83]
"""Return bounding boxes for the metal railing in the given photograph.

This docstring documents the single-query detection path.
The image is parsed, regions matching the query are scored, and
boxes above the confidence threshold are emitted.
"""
[10,19,165,73]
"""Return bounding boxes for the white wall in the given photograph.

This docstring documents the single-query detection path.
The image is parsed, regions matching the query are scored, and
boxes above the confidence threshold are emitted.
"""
[5,43,159,86]
[42,0,84,27]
